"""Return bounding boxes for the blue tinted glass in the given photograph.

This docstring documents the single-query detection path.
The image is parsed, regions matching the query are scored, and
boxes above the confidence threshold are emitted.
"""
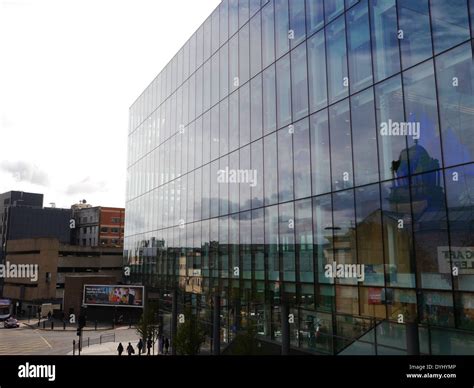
[239,0,250,27]
[278,127,294,202]
[313,195,333,284]
[220,0,229,45]
[265,205,279,280]
[250,12,262,78]
[250,0,261,16]
[229,35,239,93]
[403,60,443,174]
[229,0,239,36]
[295,199,314,283]
[240,145,251,211]
[430,0,470,54]
[251,74,263,141]
[445,164,474,291]
[325,0,344,22]
[219,156,229,215]
[374,75,407,181]
[326,16,348,104]
[293,118,311,200]
[229,92,239,152]
[275,0,290,58]
[310,109,331,195]
[229,151,240,213]
[280,202,295,282]
[239,23,250,85]
[262,1,275,68]
[329,99,353,190]
[398,0,432,69]
[306,0,324,34]
[276,54,292,128]
[251,140,264,208]
[263,64,277,135]
[436,42,474,167]
[239,83,251,147]
[307,29,328,112]
[220,99,229,156]
[264,133,278,205]
[346,0,373,93]
[290,0,306,48]
[291,43,309,121]
[370,0,400,82]
[351,88,379,186]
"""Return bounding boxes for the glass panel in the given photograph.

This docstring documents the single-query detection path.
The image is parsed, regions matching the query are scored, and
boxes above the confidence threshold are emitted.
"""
[252,208,265,280]
[374,75,407,181]
[430,0,470,54]
[251,139,264,208]
[276,54,292,128]
[435,42,474,167]
[445,165,474,292]
[210,160,220,218]
[329,99,353,191]
[326,16,348,104]
[212,53,220,106]
[307,29,328,113]
[325,0,345,22]
[403,60,443,174]
[239,82,251,147]
[220,0,229,46]
[250,12,262,78]
[280,202,295,282]
[229,150,240,214]
[351,88,379,186]
[202,164,210,219]
[263,64,277,135]
[212,9,220,54]
[264,132,278,206]
[275,0,290,58]
[421,291,455,327]
[239,23,250,85]
[220,98,229,157]
[370,0,400,82]
[398,0,432,70]
[211,106,220,162]
[229,0,239,36]
[265,205,280,281]
[203,111,211,165]
[239,0,250,27]
[251,74,263,141]
[220,156,229,216]
[347,0,373,93]
[229,91,239,152]
[278,127,294,202]
[306,0,324,35]
[295,198,314,283]
[262,0,276,68]
[240,145,252,211]
[310,109,331,196]
[229,34,239,93]
[355,184,384,287]
[293,118,311,200]
[291,42,309,121]
[289,0,306,48]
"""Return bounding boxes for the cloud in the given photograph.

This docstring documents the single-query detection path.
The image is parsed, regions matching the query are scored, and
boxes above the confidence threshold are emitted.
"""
[65,176,107,196]
[0,160,50,186]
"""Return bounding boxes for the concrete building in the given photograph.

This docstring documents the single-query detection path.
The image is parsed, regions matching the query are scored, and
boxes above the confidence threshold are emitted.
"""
[3,238,123,316]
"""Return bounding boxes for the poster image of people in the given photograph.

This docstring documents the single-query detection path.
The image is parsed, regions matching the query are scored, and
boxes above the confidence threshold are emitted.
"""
[83,285,144,307]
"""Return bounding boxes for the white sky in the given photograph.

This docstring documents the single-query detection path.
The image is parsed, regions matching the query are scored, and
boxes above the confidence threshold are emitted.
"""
[0,0,220,209]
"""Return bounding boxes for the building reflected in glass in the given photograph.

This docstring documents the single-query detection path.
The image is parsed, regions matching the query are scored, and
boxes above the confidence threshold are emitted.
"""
[125,0,474,354]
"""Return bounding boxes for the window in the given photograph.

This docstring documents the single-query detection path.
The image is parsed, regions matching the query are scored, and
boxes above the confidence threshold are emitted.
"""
[307,29,327,113]
[351,88,379,186]
[329,99,353,191]
[370,0,400,82]
[263,64,277,135]
[313,194,333,284]
[220,0,229,45]
[240,145,251,212]
[229,34,239,93]
[264,133,278,206]
[220,98,229,157]
[229,151,240,214]
[211,8,220,54]
[219,157,229,216]
[295,199,314,283]
[229,91,239,152]
[310,109,331,196]
[220,43,229,100]
[229,0,239,36]
[250,74,263,141]
[293,118,311,200]
[430,0,470,54]
[275,0,290,58]
[239,83,251,147]
[276,54,292,128]
[278,127,294,202]
[289,0,306,48]
[280,202,295,282]
[398,0,432,69]
[436,42,474,167]
[203,111,211,165]
[265,205,279,281]
[250,12,262,78]
[262,0,275,68]
[239,23,250,85]
[326,15,348,104]
[347,0,372,93]
[211,53,220,106]
[239,0,250,27]
[211,106,220,161]
[291,42,309,121]
[251,139,264,208]
[325,0,344,23]
[306,0,324,35]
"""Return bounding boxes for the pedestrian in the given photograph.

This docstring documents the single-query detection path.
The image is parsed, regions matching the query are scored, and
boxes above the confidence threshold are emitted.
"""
[137,339,144,355]
[127,342,135,356]
[147,338,152,355]
[158,335,164,355]
[164,337,170,355]
[47,311,52,321]
[117,342,124,356]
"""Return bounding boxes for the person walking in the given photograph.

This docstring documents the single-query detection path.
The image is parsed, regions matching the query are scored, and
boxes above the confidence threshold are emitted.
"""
[127,342,135,356]
[137,339,144,355]
[146,338,152,355]
[117,342,124,356]
[164,337,170,355]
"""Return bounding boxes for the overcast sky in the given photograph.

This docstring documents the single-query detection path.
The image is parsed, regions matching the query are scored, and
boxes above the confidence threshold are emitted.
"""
[0,0,220,209]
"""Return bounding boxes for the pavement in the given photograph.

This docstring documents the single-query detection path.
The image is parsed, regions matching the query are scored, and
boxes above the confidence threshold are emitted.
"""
[67,341,167,356]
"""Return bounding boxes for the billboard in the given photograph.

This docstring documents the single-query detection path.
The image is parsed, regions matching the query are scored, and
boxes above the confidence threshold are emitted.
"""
[83,285,144,308]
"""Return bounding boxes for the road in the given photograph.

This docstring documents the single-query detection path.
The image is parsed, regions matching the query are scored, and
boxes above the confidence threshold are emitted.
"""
[0,322,140,355]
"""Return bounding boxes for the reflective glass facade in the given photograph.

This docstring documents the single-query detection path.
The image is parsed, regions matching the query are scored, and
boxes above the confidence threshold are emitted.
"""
[126,0,474,354]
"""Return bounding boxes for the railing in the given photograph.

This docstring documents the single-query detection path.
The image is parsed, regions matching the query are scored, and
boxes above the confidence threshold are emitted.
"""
[72,333,116,355]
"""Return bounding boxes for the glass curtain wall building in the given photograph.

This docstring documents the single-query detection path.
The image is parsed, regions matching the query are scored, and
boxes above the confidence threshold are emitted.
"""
[126,0,474,355]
